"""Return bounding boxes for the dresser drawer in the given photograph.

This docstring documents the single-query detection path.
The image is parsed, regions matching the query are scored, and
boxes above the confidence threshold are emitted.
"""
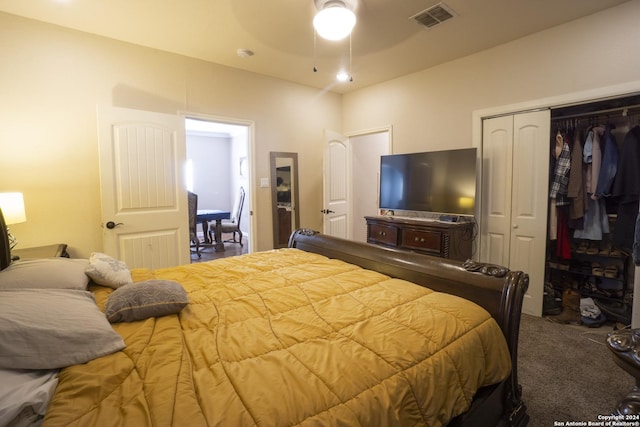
[367,223,398,246]
[365,216,472,260]
[401,229,444,255]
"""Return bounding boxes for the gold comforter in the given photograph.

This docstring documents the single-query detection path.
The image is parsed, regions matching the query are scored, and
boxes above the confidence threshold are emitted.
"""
[43,249,511,427]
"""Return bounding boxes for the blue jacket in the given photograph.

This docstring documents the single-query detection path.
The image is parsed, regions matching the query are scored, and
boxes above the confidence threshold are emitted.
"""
[594,124,618,197]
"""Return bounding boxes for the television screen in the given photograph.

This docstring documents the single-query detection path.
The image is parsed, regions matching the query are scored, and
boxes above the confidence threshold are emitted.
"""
[379,148,477,216]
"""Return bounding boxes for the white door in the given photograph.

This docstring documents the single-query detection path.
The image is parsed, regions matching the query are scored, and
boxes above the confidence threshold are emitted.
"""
[97,106,189,269]
[480,115,514,265]
[323,130,350,238]
[481,110,550,316]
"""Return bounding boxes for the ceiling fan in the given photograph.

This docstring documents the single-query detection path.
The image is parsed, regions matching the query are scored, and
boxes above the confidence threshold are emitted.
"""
[313,0,357,41]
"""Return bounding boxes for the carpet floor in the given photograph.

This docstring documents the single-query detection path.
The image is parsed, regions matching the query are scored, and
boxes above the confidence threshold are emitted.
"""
[518,314,635,426]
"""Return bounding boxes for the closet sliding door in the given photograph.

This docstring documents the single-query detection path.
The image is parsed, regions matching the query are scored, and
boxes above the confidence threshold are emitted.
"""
[480,110,550,316]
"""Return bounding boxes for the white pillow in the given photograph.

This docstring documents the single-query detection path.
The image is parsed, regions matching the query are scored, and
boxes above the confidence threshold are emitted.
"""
[84,252,132,289]
[0,368,59,427]
[0,258,90,290]
[0,289,126,369]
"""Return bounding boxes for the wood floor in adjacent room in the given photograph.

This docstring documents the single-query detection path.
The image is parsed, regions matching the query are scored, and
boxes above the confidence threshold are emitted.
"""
[190,233,248,263]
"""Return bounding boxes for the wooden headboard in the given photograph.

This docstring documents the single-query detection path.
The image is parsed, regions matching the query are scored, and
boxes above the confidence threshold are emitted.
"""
[0,209,11,271]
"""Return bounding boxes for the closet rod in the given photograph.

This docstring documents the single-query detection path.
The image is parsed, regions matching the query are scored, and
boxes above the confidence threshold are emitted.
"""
[552,103,640,121]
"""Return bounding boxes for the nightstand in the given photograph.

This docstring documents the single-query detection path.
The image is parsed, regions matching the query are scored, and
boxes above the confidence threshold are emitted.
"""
[11,244,69,261]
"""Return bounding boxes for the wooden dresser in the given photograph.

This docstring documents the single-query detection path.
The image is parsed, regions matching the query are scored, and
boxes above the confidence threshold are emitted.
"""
[365,216,473,261]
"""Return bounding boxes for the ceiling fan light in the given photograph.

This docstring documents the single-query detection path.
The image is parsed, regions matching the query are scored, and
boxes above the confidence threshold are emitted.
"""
[313,1,356,41]
[336,71,350,82]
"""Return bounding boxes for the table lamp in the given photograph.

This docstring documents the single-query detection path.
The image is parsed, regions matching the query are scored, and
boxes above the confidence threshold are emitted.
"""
[0,192,27,249]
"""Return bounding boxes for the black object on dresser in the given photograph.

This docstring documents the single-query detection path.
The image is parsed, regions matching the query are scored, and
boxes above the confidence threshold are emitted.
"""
[365,216,474,261]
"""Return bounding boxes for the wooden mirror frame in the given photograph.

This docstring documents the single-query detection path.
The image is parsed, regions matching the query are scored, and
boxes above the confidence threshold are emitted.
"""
[270,152,300,248]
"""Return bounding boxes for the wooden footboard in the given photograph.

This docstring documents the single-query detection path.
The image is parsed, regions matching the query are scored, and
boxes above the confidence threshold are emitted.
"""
[289,229,529,426]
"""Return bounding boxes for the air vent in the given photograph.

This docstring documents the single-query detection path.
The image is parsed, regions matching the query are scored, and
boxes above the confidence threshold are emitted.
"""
[410,2,456,29]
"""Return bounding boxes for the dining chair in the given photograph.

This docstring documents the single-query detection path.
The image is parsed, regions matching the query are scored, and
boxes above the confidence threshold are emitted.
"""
[188,191,201,258]
[211,187,245,247]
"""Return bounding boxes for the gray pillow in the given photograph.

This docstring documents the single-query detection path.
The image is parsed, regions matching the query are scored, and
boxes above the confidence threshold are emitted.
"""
[104,280,189,323]
[0,258,90,290]
[84,252,132,289]
[0,289,126,369]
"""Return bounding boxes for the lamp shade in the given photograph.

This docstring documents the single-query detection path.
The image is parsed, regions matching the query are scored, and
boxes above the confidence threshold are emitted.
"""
[313,1,356,41]
[0,193,26,225]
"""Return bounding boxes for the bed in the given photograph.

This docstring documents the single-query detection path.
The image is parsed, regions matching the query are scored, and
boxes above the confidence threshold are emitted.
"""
[0,208,529,427]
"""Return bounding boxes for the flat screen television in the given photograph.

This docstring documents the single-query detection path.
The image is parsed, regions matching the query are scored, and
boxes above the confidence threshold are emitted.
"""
[379,148,477,216]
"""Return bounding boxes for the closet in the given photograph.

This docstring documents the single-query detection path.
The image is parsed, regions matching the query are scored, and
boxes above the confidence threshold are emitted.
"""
[544,95,640,326]
[480,94,640,319]
[479,93,640,323]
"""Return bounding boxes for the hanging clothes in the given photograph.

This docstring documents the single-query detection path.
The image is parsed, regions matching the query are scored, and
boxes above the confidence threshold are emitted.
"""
[549,130,572,258]
[550,131,571,205]
[549,130,569,241]
[567,128,585,221]
[583,129,594,194]
[589,126,604,200]
[556,205,572,259]
[574,198,610,240]
[594,124,619,198]
[575,126,609,240]
[612,125,640,250]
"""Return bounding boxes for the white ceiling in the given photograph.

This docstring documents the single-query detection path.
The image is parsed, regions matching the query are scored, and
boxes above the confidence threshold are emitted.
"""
[0,0,630,94]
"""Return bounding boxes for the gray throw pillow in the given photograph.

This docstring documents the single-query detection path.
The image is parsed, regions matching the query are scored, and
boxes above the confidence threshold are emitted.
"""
[104,280,189,323]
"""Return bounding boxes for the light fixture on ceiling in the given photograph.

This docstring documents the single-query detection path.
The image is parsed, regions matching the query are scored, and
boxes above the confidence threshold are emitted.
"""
[336,71,350,82]
[313,0,356,41]
[312,0,356,83]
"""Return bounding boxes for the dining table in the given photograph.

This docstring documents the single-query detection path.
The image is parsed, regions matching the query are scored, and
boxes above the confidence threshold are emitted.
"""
[197,209,231,252]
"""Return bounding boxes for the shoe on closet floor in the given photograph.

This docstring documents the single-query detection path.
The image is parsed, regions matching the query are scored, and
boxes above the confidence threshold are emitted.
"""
[595,299,631,325]
[586,242,600,255]
[547,289,581,324]
[610,247,628,257]
[604,265,618,278]
[543,282,562,316]
[592,263,604,276]
[576,241,589,254]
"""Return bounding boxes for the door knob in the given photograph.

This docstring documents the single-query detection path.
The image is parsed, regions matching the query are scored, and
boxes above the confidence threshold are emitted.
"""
[106,221,124,229]
[512,224,518,229]
[320,209,335,214]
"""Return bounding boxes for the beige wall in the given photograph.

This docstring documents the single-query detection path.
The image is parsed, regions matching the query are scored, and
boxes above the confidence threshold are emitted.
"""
[0,12,341,257]
[343,0,640,152]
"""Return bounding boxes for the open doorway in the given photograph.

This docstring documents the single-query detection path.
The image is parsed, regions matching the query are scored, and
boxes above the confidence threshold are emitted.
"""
[322,128,390,242]
[349,130,391,242]
[185,117,252,260]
